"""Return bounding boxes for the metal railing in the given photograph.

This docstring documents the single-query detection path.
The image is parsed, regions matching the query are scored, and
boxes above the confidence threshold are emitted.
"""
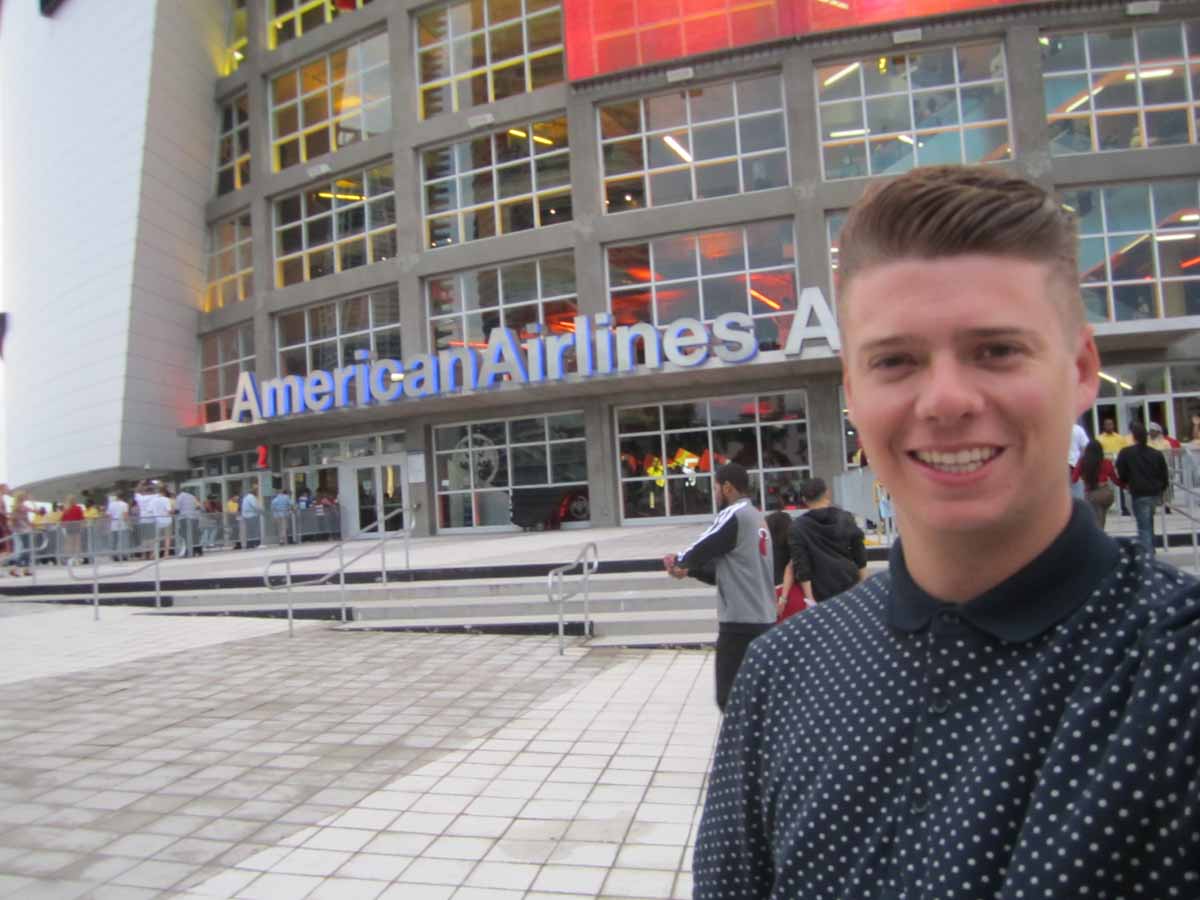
[262,503,420,637]
[64,540,168,620]
[547,542,600,655]
[1163,448,1200,571]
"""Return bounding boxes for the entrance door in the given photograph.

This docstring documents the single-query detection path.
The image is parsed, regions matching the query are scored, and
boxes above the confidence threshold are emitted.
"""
[340,455,407,538]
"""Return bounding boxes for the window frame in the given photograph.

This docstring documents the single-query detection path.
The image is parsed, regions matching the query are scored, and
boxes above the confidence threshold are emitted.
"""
[273,162,397,288]
[268,0,375,49]
[205,212,255,313]
[199,322,256,424]
[215,92,251,196]
[598,73,791,214]
[415,0,565,120]
[275,285,403,377]
[815,41,1013,181]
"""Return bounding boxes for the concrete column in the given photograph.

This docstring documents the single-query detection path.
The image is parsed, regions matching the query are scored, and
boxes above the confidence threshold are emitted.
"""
[566,77,606,318]
[583,399,619,527]
[1006,23,1054,188]
[806,377,845,480]
[402,419,436,537]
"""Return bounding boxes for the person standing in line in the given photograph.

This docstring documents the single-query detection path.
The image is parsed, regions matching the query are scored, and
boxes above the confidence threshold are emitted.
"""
[270,489,294,546]
[0,484,10,576]
[106,492,130,561]
[765,510,807,622]
[240,485,261,549]
[144,485,173,557]
[693,166,1200,898]
[662,463,776,712]
[200,495,220,551]
[1116,421,1169,556]
[1071,439,1122,529]
[6,492,33,576]
[1067,421,1089,499]
[59,495,85,565]
[787,477,868,604]
[1096,416,1130,514]
[175,486,201,558]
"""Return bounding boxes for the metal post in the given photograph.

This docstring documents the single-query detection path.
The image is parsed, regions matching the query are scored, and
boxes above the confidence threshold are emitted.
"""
[1161,501,1168,555]
[154,538,162,609]
[286,561,294,638]
[92,546,100,622]
[338,540,348,623]
[404,520,411,575]
[380,524,388,586]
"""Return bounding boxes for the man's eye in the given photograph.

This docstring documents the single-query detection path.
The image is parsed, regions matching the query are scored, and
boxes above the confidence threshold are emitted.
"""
[870,354,913,370]
[978,343,1022,361]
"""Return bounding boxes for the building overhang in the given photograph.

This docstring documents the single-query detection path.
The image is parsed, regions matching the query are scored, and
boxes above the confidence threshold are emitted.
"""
[1092,317,1200,354]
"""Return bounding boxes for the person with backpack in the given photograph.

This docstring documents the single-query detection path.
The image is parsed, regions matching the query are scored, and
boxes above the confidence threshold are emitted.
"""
[1116,421,1170,555]
[1071,438,1122,529]
[787,477,868,603]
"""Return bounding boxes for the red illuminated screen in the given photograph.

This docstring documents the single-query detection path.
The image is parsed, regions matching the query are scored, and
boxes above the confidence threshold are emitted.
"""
[565,0,1032,80]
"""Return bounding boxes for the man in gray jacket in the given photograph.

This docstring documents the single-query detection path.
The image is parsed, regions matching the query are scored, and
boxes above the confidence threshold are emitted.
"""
[664,463,776,711]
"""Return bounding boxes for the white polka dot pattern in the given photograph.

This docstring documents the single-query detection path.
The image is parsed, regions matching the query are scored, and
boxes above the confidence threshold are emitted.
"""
[693,540,1200,899]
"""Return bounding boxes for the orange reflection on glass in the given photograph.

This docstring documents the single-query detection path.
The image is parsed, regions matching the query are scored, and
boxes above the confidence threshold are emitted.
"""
[566,0,1031,81]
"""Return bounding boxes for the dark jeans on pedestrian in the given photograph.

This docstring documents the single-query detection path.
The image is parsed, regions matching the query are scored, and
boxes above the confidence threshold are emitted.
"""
[715,622,773,712]
[1132,495,1158,556]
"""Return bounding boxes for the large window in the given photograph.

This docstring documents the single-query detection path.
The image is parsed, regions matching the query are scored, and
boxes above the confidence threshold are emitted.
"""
[274,163,396,287]
[216,93,251,196]
[816,42,1011,180]
[200,323,256,424]
[269,0,375,49]
[422,117,570,248]
[270,33,391,172]
[1043,22,1200,156]
[205,213,254,313]
[277,286,402,377]
[617,392,809,520]
[599,74,789,213]
[427,253,578,361]
[1061,178,1200,322]
[224,0,247,75]
[416,0,564,120]
[607,220,798,351]
[826,210,847,302]
[435,412,589,528]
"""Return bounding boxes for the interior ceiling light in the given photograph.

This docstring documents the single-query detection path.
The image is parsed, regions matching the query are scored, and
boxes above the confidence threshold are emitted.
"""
[1155,232,1195,242]
[822,62,860,87]
[1124,68,1174,80]
[750,289,782,310]
[663,134,692,162]
[533,135,554,146]
[508,128,528,138]
[830,128,867,138]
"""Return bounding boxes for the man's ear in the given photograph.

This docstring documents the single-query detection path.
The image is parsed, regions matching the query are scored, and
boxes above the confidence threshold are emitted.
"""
[1072,325,1101,419]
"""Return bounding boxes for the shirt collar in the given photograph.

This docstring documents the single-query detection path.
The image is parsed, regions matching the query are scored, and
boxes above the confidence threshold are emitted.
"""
[887,500,1121,643]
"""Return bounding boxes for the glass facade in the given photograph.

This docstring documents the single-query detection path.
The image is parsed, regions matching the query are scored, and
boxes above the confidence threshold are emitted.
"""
[199,323,256,424]
[216,93,251,196]
[205,213,254,313]
[274,163,396,287]
[416,0,565,120]
[427,253,578,359]
[607,221,799,351]
[1061,178,1200,322]
[599,74,789,213]
[435,412,589,528]
[617,392,809,519]
[269,0,375,49]
[277,286,402,377]
[422,117,571,248]
[817,42,1011,179]
[270,33,391,172]
[1043,22,1200,156]
[224,0,248,75]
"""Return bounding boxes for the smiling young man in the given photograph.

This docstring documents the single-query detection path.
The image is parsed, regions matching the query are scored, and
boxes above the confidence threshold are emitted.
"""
[693,166,1200,898]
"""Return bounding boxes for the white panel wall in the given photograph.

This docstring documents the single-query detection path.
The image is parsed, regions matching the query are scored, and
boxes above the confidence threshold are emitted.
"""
[121,0,224,471]
[0,0,222,491]
[0,0,155,488]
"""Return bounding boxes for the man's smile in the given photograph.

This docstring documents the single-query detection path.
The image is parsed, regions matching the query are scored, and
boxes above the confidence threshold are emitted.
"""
[908,446,1003,474]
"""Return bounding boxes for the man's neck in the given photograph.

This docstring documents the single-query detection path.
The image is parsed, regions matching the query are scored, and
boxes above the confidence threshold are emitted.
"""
[895,497,1073,603]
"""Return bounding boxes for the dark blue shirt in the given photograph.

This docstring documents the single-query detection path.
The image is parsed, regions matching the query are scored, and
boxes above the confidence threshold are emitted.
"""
[694,502,1200,899]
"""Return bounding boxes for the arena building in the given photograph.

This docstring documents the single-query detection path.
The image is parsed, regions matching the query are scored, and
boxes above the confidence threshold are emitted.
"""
[1,0,1198,537]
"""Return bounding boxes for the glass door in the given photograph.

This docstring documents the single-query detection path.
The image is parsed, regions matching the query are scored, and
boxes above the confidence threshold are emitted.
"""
[340,455,406,538]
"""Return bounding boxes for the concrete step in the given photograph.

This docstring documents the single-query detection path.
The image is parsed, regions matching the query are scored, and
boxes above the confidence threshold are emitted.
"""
[587,631,716,649]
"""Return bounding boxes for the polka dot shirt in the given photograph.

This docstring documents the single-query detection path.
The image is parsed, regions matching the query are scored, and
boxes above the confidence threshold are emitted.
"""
[694,502,1200,899]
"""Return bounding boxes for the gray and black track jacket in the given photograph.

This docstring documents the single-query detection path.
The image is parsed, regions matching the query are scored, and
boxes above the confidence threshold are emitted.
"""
[676,498,776,626]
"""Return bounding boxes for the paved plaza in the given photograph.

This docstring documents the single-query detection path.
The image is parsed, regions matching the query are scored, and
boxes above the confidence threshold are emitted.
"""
[0,600,715,900]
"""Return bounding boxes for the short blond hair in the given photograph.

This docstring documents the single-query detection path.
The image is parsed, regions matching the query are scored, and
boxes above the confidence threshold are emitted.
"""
[838,165,1083,329]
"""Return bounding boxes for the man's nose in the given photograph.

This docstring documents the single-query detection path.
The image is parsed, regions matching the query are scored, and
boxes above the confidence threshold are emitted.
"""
[914,356,984,423]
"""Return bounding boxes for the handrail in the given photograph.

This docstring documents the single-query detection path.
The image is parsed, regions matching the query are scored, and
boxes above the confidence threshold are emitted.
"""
[261,502,420,637]
[547,542,600,655]
[1163,448,1200,571]
[65,541,167,621]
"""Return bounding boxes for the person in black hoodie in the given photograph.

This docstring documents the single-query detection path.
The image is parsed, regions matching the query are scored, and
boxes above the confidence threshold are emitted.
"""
[1116,421,1169,556]
[788,477,868,602]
